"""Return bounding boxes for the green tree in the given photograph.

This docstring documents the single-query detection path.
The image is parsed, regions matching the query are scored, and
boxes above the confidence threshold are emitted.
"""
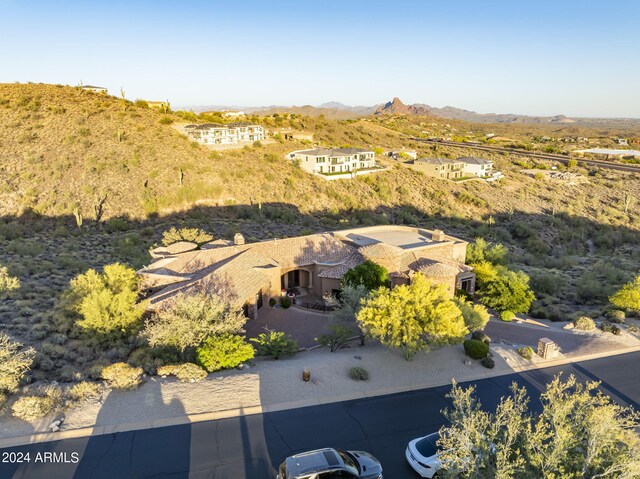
[341,260,389,291]
[455,298,490,331]
[0,333,35,395]
[143,292,246,355]
[196,334,255,372]
[480,268,535,314]
[437,375,640,479]
[609,275,640,311]
[62,263,144,335]
[335,283,369,345]
[466,238,507,265]
[0,265,20,293]
[356,273,468,361]
[161,227,213,247]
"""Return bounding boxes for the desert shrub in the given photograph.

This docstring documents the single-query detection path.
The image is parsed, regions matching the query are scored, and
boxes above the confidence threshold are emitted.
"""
[606,310,626,324]
[518,346,535,360]
[600,323,621,335]
[280,296,291,309]
[11,395,55,420]
[61,263,144,336]
[471,330,491,345]
[196,334,254,372]
[342,260,389,290]
[573,316,596,331]
[0,333,35,394]
[348,367,369,381]
[68,381,102,402]
[161,227,213,246]
[316,324,353,352]
[466,239,507,265]
[0,265,20,293]
[105,217,129,232]
[159,116,173,125]
[156,363,208,382]
[101,362,143,390]
[463,339,489,359]
[456,299,490,331]
[481,355,495,369]
[500,310,516,322]
[268,297,277,307]
[144,292,246,355]
[251,329,298,359]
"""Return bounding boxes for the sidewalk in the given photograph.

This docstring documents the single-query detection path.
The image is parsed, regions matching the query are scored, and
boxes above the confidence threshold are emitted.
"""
[2,337,640,449]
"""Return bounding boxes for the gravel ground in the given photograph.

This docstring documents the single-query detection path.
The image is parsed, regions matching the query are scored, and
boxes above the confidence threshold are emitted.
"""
[0,342,506,440]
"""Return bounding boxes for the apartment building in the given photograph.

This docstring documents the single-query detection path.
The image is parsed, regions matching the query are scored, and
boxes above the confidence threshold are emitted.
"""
[288,148,376,175]
[185,122,265,145]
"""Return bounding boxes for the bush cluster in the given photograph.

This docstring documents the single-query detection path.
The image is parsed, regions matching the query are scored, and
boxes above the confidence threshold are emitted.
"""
[464,339,490,359]
[600,323,621,335]
[68,381,102,402]
[518,346,535,360]
[157,363,208,382]
[196,334,254,372]
[251,330,298,359]
[101,362,144,390]
[606,310,626,324]
[280,296,291,309]
[348,367,369,381]
[480,355,495,369]
[500,310,516,322]
[573,316,596,331]
[11,395,55,421]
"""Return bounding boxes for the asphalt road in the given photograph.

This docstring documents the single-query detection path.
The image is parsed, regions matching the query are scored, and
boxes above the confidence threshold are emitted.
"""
[2,352,640,479]
[411,138,640,173]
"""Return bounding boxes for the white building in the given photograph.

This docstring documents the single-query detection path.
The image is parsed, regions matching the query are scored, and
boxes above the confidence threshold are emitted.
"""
[288,148,376,175]
[458,157,495,178]
[80,85,108,94]
[185,123,265,145]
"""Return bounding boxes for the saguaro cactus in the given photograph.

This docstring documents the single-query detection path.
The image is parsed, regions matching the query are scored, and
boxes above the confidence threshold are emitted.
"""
[72,206,83,229]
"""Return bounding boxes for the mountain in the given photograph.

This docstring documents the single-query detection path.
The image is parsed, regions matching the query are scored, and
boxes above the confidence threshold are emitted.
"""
[374,97,432,116]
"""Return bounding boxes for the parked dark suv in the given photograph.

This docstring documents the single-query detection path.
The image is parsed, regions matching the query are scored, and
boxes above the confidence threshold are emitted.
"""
[277,447,383,479]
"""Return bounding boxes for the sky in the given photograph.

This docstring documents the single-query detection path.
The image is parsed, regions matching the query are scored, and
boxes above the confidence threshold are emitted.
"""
[1,0,639,118]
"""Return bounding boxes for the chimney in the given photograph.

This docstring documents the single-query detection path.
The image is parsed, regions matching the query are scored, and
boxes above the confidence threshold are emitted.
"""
[234,233,245,245]
[432,229,446,242]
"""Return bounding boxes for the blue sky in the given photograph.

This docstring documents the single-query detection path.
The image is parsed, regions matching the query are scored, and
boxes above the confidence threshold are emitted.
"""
[1,0,638,117]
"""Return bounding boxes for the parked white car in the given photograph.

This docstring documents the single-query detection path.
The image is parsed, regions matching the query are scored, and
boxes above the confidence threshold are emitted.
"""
[405,432,441,478]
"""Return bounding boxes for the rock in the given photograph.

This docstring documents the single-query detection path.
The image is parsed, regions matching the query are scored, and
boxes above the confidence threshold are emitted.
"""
[464,359,472,367]
[236,364,244,370]
[244,364,250,369]
[49,420,61,431]
[51,426,60,433]
[354,355,362,360]
[563,323,575,330]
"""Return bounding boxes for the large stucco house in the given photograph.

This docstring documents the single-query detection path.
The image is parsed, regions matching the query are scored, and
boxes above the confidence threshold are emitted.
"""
[288,148,376,175]
[185,123,265,145]
[139,226,476,319]
[406,158,465,179]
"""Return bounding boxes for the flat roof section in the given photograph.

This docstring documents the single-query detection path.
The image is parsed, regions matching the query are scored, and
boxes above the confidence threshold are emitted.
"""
[333,225,453,250]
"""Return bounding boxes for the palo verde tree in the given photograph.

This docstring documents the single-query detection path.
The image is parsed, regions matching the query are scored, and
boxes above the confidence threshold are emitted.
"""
[0,265,20,294]
[143,291,246,358]
[609,275,640,312]
[437,375,640,479]
[61,263,145,336]
[342,260,389,291]
[356,273,468,360]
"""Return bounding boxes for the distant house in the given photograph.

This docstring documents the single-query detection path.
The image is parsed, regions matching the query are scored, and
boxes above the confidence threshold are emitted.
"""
[139,225,476,319]
[271,128,314,141]
[147,101,170,111]
[615,138,629,146]
[81,85,108,94]
[288,148,377,176]
[406,158,464,179]
[185,122,265,145]
[457,157,495,178]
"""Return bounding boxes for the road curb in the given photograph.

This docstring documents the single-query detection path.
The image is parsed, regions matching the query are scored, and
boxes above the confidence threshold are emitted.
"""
[2,344,640,449]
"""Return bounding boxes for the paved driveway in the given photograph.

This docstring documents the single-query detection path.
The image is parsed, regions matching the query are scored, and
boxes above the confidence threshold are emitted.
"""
[243,306,334,348]
[485,319,631,357]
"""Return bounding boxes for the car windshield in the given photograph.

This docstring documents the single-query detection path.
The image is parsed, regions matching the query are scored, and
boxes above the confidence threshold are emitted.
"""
[336,449,360,475]
[415,433,440,458]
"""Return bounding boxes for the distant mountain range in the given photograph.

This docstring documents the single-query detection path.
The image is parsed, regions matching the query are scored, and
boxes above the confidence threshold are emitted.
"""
[180,97,638,126]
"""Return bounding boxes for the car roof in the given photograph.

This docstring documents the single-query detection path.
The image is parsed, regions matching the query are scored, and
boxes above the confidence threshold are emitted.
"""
[285,448,344,476]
